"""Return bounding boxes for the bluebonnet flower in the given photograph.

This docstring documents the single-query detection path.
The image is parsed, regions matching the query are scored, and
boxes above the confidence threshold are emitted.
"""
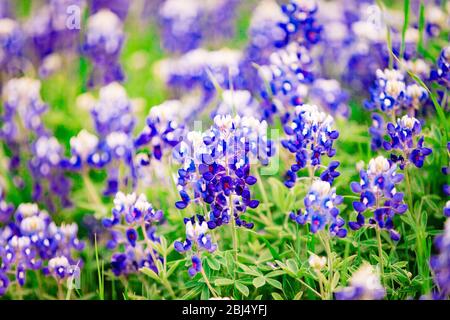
[0,18,25,76]
[275,0,322,49]
[90,82,136,195]
[173,114,274,230]
[158,0,240,54]
[0,78,48,187]
[289,180,347,237]
[63,129,100,170]
[369,113,385,151]
[260,43,315,120]
[430,218,450,299]
[203,0,240,41]
[309,79,349,118]
[91,82,135,137]
[383,115,432,169]
[102,192,163,276]
[0,203,84,296]
[281,104,339,188]
[238,0,285,93]
[25,0,84,70]
[90,0,131,21]
[83,9,125,87]
[29,135,72,211]
[425,5,448,38]
[1,78,48,143]
[335,263,386,300]
[430,46,449,90]
[158,0,203,53]
[158,48,242,105]
[174,214,217,277]
[135,100,186,161]
[365,68,406,115]
[349,156,407,241]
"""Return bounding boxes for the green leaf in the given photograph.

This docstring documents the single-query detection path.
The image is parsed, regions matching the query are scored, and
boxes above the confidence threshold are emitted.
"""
[286,259,299,275]
[140,267,160,282]
[400,0,410,58]
[235,282,249,297]
[271,292,284,300]
[166,260,182,278]
[206,257,221,271]
[214,278,234,286]
[253,277,266,288]
[266,278,283,290]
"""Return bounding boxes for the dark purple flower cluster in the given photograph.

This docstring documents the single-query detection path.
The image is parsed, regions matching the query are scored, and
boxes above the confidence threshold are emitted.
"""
[173,115,274,230]
[0,203,84,296]
[281,104,338,188]
[289,180,346,237]
[174,214,217,277]
[383,115,433,169]
[83,9,125,87]
[349,156,407,241]
[102,192,164,276]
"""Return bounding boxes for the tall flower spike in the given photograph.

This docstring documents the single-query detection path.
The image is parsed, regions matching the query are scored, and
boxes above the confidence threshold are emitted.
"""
[90,82,136,195]
[83,9,125,87]
[102,192,163,276]
[281,104,339,188]
[173,114,274,231]
[29,135,72,210]
[260,42,314,120]
[383,115,432,169]
[349,156,407,241]
[289,180,346,237]
[335,263,386,300]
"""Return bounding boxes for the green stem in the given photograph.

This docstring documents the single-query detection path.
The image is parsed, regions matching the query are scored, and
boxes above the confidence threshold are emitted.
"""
[319,231,333,300]
[200,268,219,298]
[375,226,385,286]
